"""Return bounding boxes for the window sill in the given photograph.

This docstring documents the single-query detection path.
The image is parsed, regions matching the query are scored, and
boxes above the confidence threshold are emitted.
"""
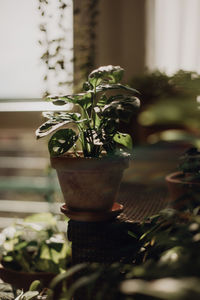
[0,99,72,112]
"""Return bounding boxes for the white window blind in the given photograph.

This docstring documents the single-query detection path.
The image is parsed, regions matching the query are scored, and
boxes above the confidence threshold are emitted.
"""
[0,0,73,100]
[146,0,200,74]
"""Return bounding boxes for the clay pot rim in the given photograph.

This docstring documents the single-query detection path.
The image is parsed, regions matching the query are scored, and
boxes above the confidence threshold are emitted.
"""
[51,151,132,161]
[166,171,200,185]
[50,151,130,171]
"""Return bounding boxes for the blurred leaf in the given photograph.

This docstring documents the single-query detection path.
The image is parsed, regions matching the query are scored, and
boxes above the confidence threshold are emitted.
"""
[24,213,57,226]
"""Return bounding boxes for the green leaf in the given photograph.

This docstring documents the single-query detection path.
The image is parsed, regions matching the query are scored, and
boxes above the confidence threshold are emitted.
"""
[96,83,140,95]
[48,92,92,109]
[43,111,81,121]
[40,244,51,260]
[48,129,78,157]
[36,112,82,139]
[35,258,58,274]
[128,231,138,239]
[36,120,71,139]
[88,65,124,86]
[0,284,16,300]
[14,291,24,300]
[102,96,140,123]
[29,280,41,291]
[113,133,133,150]
[18,291,39,300]
[50,263,88,290]
[97,94,108,106]
[52,99,67,105]
[14,241,28,251]
[24,213,57,226]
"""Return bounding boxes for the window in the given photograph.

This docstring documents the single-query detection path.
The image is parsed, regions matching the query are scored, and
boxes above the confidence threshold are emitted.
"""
[0,0,73,101]
[146,0,200,74]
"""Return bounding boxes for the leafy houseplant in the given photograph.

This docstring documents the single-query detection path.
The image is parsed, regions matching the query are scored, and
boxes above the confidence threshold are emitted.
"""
[166,147,200,209]
[36,65,140,213]
[0,213,71,291]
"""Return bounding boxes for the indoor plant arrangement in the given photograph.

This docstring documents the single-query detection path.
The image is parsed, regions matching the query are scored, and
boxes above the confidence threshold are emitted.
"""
[166,147,200,209]
[0,213,71,290]
[24,206,200,299]
[36,65,140,214]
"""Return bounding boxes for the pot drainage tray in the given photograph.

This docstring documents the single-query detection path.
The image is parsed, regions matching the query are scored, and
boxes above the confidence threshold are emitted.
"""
[60,202,123,222]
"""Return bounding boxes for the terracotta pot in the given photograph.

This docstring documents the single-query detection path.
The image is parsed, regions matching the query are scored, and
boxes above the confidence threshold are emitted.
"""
[0,265,55,291]
[51,153,129,212]
[165,171,200,209]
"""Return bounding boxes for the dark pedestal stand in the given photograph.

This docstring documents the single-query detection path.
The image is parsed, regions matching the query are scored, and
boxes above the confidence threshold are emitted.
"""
[67,219,139,265]
[62,204,140,300]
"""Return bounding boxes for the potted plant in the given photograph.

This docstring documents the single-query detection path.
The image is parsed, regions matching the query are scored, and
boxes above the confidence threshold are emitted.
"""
[166,147,200,209]
[0,213,71,291]
[36,65,140,215]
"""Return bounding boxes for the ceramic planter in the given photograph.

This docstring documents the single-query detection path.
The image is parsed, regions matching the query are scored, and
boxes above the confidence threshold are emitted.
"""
[165,171,200,209]
[51,153,129,212]
[0,264,55,291]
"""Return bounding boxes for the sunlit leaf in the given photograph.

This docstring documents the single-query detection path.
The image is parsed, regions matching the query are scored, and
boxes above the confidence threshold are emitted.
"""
[88,65,124,86]
[113,133,133,150]
[48,92,93,109]
[36,112,84,139]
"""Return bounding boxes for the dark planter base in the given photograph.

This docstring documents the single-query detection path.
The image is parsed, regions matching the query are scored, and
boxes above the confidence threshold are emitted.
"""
[0,265,55,291]
[166,171,200,209]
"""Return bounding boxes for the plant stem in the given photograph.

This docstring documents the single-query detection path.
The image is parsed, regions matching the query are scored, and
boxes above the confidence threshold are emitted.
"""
[91,79,97,128]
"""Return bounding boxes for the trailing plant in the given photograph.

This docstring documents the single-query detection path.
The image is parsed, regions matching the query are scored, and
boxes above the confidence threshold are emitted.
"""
[38,0,73,97]
[0,213,71,274]
[36,65,140,158]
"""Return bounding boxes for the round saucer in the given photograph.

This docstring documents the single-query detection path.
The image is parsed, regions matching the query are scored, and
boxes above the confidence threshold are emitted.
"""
[60,202,123,222]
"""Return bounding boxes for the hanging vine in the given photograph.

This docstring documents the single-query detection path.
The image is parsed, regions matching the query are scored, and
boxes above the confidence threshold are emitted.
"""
[37,0,99,95]
[73,0,100,91]
[37,0,73,97]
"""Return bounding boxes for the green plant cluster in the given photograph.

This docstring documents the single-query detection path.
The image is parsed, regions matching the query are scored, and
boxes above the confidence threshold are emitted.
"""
[45,201,200,299]
[133,70,200,131]
[131,70,200,105]
[36,65,140,158]
[0,213,71,274]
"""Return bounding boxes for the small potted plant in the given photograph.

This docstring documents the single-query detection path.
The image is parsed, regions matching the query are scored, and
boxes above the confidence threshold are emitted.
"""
[0,213,71,291]
[166,147,200,209]
[36,65,140,216]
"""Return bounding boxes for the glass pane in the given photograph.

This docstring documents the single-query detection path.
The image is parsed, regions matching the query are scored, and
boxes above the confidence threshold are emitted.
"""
[0,0,73,99]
